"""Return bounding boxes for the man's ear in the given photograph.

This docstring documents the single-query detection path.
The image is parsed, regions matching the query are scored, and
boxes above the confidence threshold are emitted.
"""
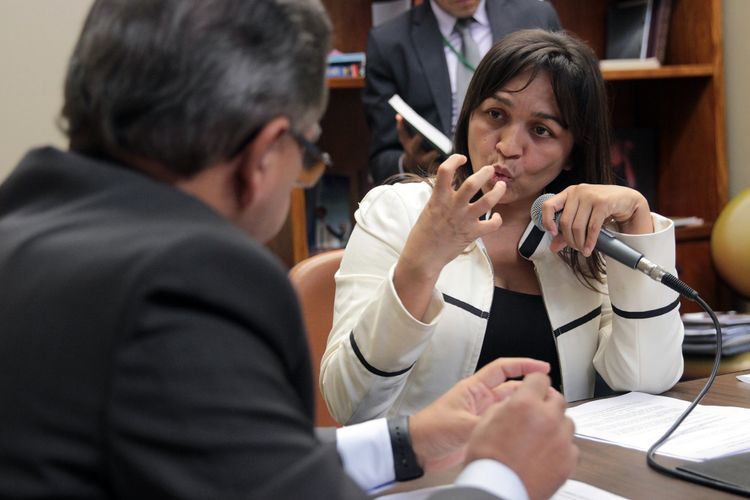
[235,116,291,208]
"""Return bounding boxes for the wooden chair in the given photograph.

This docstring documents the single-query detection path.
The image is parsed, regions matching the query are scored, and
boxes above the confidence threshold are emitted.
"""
[288,249,345,427]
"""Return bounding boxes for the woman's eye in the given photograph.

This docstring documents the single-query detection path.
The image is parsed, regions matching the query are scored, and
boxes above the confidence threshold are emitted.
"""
[487,109,505,120]
[534,125,552,137]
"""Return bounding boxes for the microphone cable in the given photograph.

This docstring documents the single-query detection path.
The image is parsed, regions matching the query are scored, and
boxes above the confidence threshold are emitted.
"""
[530,193,748,493]
[645,292,750,496]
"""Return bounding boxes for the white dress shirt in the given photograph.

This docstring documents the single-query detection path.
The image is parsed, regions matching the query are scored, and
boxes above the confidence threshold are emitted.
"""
[430,0,492,129]
[336,419,528,499]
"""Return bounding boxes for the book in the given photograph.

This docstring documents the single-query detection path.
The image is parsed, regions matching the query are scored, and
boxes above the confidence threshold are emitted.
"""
[327,52,366,65]
[646,0,672,63]
[327,51,366,78]
[603,0,653,62]
[609,128,657,208]
[599,57,660,71]
[682,311,750,327]
[387,94,453,156]
[668,216,705,228]
[681,311,750,356]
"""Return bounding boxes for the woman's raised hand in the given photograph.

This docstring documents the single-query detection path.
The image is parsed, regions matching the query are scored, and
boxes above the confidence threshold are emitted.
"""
[393,155,505,320]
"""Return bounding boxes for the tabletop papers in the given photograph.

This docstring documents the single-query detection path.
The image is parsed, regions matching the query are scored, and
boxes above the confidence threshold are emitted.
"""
[567,392,750,461]
[376,480,625,500]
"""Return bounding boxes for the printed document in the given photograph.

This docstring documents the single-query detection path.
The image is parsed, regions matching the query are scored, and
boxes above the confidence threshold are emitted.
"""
[377,480,625,500]
[567,392,750,460]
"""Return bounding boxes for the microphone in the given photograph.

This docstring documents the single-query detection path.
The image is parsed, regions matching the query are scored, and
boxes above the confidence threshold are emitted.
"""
[530,193,697,298]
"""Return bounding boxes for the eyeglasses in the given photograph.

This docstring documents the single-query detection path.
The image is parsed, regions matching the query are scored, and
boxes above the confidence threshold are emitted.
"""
[288,129,332,189]
[229,126,331,190]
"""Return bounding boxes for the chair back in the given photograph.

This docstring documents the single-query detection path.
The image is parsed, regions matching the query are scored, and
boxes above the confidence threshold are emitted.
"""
[288,249,345,427]
[711,188,750,299]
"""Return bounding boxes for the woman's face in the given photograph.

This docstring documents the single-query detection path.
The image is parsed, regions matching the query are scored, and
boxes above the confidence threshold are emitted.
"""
[467,70,574,207]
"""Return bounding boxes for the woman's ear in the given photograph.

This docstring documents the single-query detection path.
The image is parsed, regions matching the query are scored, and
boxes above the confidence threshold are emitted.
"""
[234,116,291,208]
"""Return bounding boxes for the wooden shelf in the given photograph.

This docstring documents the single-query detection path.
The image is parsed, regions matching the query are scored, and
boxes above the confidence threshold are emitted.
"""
[327,77,365,89]
[602,63,714,81]
[676,223,713,242]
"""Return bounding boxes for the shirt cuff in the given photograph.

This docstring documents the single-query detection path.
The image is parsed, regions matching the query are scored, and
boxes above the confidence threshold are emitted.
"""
[454,459,529,500]
[336,418,395,491]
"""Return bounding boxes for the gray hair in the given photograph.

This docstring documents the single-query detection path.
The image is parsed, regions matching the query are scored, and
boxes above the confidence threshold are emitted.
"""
[61,0,331,177]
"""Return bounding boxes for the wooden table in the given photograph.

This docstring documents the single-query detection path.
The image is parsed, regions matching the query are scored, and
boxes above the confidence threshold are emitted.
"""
[389,370,750,499]
[683,352,750,380]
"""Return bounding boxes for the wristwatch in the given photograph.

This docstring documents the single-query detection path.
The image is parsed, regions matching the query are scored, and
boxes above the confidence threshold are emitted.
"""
[387,415,424,481]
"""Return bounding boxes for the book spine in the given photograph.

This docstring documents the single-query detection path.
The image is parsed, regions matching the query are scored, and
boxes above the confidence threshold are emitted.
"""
[646,0,672,62]
[326,63,363,78]
[639,0,654,59]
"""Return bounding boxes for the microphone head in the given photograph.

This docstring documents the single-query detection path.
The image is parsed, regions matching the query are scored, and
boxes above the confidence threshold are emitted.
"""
[530,193,555,230]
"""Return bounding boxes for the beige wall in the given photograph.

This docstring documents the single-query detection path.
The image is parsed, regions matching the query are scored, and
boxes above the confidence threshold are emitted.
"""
[0,0,749,195]
[0,0,93,179]
[724,0,750,199]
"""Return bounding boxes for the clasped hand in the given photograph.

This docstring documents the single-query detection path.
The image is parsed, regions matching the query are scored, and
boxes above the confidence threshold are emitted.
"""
[537,184,653,257]
[409,357,578,500]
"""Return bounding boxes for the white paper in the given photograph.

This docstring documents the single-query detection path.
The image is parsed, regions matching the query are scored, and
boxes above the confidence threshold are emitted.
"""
[552,480,627,499]
[375,480,624,500]
[737,374,750,384]
[375,484,451,500]
[567,392,750,460]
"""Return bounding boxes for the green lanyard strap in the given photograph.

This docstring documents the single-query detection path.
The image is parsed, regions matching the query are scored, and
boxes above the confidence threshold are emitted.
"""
[442,35,476,73]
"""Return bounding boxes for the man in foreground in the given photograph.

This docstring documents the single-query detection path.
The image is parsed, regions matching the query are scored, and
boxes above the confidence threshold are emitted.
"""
[0,1,576,498]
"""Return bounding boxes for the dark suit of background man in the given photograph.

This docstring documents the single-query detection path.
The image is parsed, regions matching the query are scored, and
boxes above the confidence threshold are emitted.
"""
[364,0,561,185]
[0,0,577,498]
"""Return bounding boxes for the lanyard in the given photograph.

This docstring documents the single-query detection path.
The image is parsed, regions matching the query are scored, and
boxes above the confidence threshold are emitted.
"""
[442,35,476,72]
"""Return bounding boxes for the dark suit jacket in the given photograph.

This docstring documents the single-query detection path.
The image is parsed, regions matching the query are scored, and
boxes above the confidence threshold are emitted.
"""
[363,0,561,185]
[0,148,499,499]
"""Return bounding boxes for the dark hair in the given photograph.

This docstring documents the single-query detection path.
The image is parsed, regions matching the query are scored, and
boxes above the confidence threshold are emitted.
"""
[454,29,613,283]
[60,0,331,177]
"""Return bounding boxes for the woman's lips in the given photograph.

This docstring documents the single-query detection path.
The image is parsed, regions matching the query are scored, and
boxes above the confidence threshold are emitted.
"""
[492,166,512,182]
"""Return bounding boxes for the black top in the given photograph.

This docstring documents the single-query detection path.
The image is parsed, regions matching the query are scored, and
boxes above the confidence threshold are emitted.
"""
[476,286,562,391]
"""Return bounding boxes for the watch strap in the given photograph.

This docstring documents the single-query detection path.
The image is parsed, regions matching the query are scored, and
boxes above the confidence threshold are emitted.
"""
[387,415,424,481]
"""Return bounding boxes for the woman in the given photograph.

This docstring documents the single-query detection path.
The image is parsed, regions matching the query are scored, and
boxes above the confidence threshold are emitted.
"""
[321,29,684,424]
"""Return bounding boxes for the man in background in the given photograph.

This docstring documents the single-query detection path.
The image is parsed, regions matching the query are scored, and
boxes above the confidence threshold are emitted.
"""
[364,0,561,184]
[0,0,576,498]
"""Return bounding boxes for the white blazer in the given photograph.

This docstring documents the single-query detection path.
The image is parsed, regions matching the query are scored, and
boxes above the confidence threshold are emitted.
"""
[321,182,684,424]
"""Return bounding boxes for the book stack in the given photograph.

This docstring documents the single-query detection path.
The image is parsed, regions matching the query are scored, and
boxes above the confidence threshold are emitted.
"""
[682,311,750,356]
[326,52,365,78]
[600,0,672,70]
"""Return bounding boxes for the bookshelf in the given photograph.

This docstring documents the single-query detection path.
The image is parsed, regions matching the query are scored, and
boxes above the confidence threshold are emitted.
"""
[552,0,729,312]
[268,0,731,313]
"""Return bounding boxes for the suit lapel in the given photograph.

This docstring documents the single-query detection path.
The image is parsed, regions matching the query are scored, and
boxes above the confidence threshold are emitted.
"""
[411,2,452,135]
[486,0,508,41]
